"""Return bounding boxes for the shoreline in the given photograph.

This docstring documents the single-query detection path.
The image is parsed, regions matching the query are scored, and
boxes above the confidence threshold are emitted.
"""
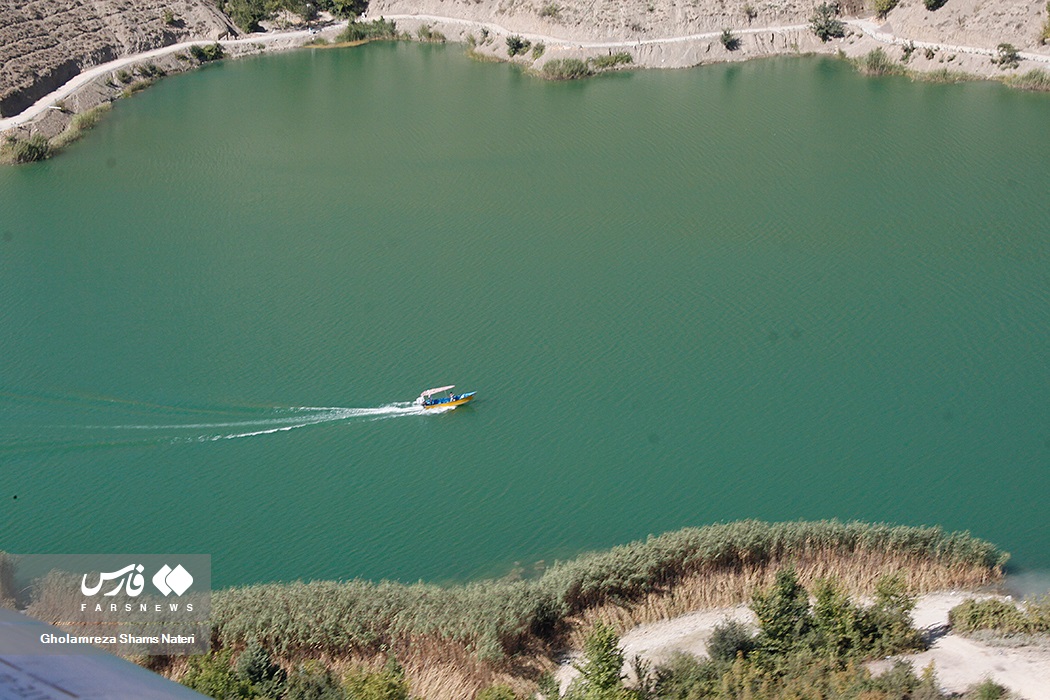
[3,9,1050,156]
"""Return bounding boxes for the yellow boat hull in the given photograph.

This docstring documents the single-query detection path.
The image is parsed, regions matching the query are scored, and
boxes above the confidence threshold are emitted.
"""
[423,393,476,409]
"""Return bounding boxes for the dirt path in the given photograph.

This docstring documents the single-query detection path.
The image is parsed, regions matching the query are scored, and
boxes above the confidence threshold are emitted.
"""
[0,25,340,134]
[5,11,1050,137]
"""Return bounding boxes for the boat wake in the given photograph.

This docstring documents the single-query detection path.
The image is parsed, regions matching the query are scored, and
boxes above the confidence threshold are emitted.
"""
[0,392,447,453]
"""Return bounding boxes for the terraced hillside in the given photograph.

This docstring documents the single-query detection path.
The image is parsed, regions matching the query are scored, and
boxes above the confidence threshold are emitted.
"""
[0,0,234,116]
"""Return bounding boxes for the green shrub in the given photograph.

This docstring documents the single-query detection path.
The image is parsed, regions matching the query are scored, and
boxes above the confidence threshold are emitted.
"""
[506,35,532,56]
[811,3,845,41]
[949,598,1030,635]
[968,678,1007,700]
[590,52,632,69]
[477,685,519,700]
[924,0,947,10]
[541,58,594,79]
[284,661,342,700]
[416,24,445,42]
[189,43,225,62]
[992,43,1020,69]
[326,0,369,19]
[338,18,398,42]
[532,42,546,59]
[720,29,741,51]
[874,0,898,18]
[12,135,52,164]
[343,658,409,700]
[163,9,176,24]
[181,649,252,699]
[707,619,756,661]
[857,47,906,75]
[743,3,758,21]
[1042,1,1050,45]
[753,568,812,652]
[116,69,133,83]
[539,3,561,19]
[573,622,625,693]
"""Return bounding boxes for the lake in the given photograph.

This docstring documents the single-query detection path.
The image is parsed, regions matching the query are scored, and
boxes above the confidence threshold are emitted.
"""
[1,43,1048,588]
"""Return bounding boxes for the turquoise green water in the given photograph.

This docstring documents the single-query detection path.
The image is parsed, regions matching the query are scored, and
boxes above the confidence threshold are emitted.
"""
[2,45,1049,588]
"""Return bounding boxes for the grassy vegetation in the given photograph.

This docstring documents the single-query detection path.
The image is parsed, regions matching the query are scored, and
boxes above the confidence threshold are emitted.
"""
[590,52,633,70]
[189,520,1006,698]
[1006,69,1050,91]
[416,24,446,43]
[854,48,906,76]
[542,58,594,79]
[532,43,546,60]
[337,18,399,42]
[949,596,1050,636]
[122,79,157,98]
[49,103,112,150]
[923,67,974,83]
[2,135,53,164]
[1043,1,1050,44]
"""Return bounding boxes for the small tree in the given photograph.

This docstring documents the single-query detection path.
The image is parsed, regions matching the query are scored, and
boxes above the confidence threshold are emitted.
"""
[810,3,845,42]
[236,640,286,697]
[720,29,741,51]
[706,619,756,661]
[506,35,532,56]
[573,622,626,693]
[751,568,812,652]
[874,0,898,18]
[993,43,1020,69]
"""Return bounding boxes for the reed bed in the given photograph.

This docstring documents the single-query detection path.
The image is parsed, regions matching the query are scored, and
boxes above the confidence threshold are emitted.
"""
[202,521,1003,698]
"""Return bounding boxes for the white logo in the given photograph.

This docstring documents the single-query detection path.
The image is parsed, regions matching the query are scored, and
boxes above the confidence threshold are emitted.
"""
[80,565,146,597]
[152,565,194,596]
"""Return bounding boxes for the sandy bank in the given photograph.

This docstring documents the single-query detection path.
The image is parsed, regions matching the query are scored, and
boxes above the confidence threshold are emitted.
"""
[553,591,1050,699]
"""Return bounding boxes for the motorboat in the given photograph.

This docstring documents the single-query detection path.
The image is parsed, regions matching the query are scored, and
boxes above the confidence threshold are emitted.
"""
[416,385,476,410]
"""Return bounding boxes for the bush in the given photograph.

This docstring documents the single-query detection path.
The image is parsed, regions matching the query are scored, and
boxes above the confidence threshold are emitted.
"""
[874,0,898,18]
[338,18,398,42]
[573,622,625,693]
[343,658,409,700]
[416,24,445,42]
[811,3,845,42]
[116,69,133,83]
[477,685,518,700]
[506,35,532,56]
[541,58,594,79]
[590,52,632,69]
[1042,1,1050,44]
[181,650,251,698]
[532,43,546,59]
[720,29,741,51]
[284,662,343,700]
[707,619,756,661]
[162,9,176,25]
[924,0,947,10]
[743,3,758,21]
[857,47,906,75]
[12,135,52,164]
[968,678,1007,700]
[949,598,1030,635]
[539,3,561,19]
[189,43,225,62]
[992,43,1020,69]
[752,568,812,652]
